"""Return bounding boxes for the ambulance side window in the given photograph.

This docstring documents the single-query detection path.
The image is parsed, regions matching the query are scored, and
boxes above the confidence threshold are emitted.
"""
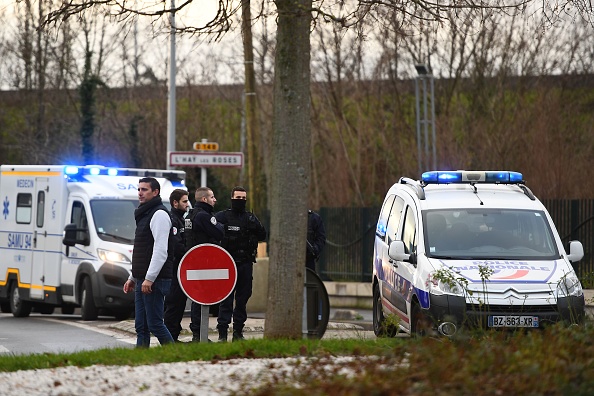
[71,201,89,242]
[36,191,45,228]
[386,196,405,245]
[16,193,32,224]
[401,206,417,254]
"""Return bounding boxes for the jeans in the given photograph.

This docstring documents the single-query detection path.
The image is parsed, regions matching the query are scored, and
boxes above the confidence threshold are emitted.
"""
[134,277,174,347]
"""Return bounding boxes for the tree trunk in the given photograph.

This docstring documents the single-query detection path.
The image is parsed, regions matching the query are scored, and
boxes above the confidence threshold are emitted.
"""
[264,0,312,339]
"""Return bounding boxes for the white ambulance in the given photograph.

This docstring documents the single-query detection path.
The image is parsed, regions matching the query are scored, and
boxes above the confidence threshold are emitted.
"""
[0,165,186,320]
[373,170,585,337]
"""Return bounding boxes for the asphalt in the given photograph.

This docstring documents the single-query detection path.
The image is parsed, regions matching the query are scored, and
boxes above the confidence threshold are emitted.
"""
[110,307,375,342]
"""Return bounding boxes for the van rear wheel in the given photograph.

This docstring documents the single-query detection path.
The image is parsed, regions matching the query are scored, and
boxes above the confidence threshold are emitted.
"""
[80,277,98,321]
[373,283,396,337]
[10,283,31,317]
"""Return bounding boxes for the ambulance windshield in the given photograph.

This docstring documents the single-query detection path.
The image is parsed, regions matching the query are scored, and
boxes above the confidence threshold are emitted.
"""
[90,200,137,244]
[423,209,560,260]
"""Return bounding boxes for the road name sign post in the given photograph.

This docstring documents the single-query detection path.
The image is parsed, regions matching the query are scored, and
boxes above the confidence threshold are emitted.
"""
[178,244,237,342]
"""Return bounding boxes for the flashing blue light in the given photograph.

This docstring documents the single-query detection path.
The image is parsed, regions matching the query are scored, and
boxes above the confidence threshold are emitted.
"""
[438,172,462,183]
[421,172,438,183]
[107,168,118,176]
[509,172,523,183]
[64,166,80,175]
[89,167,100,175]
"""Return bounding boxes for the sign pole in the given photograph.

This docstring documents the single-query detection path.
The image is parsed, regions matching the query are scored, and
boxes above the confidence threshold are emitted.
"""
[200,138,207,187]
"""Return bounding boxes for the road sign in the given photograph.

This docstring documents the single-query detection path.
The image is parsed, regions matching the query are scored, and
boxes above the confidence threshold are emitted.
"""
[169,151,243,168]
[193,142,219,151]
[178,244,237,305]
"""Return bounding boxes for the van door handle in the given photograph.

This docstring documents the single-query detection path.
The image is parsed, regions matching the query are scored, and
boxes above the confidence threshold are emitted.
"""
[388,259,398,267]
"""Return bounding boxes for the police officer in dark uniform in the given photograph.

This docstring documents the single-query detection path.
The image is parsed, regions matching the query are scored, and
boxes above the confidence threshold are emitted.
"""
[215,186,266,342]
[306,210,326,272]
[185,186,225,342]
[163,189,191,341]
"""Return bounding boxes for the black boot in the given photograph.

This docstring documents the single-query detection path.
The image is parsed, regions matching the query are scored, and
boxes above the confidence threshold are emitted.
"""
[218,329,228,343]
[232,330,245,342]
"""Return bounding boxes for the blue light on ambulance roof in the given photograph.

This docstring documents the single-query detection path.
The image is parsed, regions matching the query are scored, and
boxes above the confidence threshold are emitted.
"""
[107,168,118,176]
[64,166,80,175]
[89,167,101,175]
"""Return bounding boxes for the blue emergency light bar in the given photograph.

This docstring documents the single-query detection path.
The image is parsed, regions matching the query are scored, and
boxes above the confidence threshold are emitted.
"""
[421,170,524,184]
[63,165,185,185]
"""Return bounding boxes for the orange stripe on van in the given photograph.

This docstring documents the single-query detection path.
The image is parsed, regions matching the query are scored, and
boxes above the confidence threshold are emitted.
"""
[0,268,57,292]
[1,171,62,177]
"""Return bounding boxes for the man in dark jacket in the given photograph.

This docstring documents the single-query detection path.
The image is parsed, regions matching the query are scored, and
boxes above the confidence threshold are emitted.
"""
[215,186,266,342]
[185,186,225,341]
[163,189,191,341]
[306,210,326,272]
[123,177,175,347]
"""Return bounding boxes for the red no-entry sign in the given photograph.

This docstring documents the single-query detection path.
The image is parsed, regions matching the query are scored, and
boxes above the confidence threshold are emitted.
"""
[178,244,237,305]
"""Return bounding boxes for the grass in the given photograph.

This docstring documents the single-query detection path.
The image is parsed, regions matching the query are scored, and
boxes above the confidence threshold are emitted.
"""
[1,324,594,395]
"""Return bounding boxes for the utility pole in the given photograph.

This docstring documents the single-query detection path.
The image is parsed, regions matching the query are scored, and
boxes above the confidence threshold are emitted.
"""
[241,0,263,215]
[167,0,176,169]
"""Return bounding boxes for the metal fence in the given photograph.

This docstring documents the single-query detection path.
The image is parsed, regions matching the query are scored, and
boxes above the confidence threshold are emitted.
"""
[317,200,594,284]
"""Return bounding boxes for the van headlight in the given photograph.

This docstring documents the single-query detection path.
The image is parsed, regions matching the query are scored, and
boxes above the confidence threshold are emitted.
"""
[556,275,583,298]
[97,249,131,265]
[427,271,465,296]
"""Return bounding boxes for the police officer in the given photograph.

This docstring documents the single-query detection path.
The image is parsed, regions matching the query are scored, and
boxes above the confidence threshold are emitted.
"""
[163,189,190,342]
[185,186,225,342]
[306,210,326,272]
[215,186,266,342]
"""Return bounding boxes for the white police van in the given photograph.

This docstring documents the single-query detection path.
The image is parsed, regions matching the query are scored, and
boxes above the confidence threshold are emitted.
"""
[372,170,585,336]
[0,165,185,320]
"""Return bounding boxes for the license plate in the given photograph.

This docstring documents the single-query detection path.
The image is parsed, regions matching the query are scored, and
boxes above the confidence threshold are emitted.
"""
[488,315,539,328]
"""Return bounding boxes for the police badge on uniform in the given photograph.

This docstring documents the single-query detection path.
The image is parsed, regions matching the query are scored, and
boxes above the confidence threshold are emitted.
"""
[210,217,217,225]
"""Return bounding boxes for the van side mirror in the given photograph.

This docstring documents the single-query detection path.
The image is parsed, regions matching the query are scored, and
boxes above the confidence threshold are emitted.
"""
[567,241,584,263]
[388,240,409,261]
[63,223,90,246]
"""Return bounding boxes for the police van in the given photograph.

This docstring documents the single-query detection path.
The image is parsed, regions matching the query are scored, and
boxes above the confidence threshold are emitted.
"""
[0,165,185,320]
[373,170,585,337]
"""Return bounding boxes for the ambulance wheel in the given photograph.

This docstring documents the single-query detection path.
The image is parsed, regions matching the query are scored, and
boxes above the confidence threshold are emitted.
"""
[1,301,11,313]
[373,283,396,337]
[10,283,31,318]
[80,277,98,321]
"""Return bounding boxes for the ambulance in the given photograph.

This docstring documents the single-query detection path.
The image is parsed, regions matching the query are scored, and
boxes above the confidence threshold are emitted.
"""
[0,165,185,320]
[373,170,585,337]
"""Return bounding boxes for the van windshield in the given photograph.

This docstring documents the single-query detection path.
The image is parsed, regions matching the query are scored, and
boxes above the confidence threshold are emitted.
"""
[423,209,559,260]
[90,200,138,244]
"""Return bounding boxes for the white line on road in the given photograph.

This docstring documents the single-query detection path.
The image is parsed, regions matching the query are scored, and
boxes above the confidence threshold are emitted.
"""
[187,269,228,280]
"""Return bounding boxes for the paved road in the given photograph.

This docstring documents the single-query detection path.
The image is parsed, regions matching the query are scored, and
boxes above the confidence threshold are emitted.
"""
[0,313,135,355]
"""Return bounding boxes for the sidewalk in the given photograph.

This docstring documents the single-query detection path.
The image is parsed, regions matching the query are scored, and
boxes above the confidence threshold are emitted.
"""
[111,307,374,342]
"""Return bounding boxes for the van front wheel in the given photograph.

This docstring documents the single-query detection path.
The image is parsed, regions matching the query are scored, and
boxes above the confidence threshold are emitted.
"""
[411,301,436,337]
[80,277,99,321]
[10,283,31,318]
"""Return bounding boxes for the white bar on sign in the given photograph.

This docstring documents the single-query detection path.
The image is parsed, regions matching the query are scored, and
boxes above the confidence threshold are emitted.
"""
[187,269,229,280]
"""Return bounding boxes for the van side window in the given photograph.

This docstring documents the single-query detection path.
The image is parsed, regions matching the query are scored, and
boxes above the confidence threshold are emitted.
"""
[376,195,395,238]
[36,191,45,228]
[386,196,405,245]
[71,201,89,242]
[402,206,417,254]
[16,193,32,224]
